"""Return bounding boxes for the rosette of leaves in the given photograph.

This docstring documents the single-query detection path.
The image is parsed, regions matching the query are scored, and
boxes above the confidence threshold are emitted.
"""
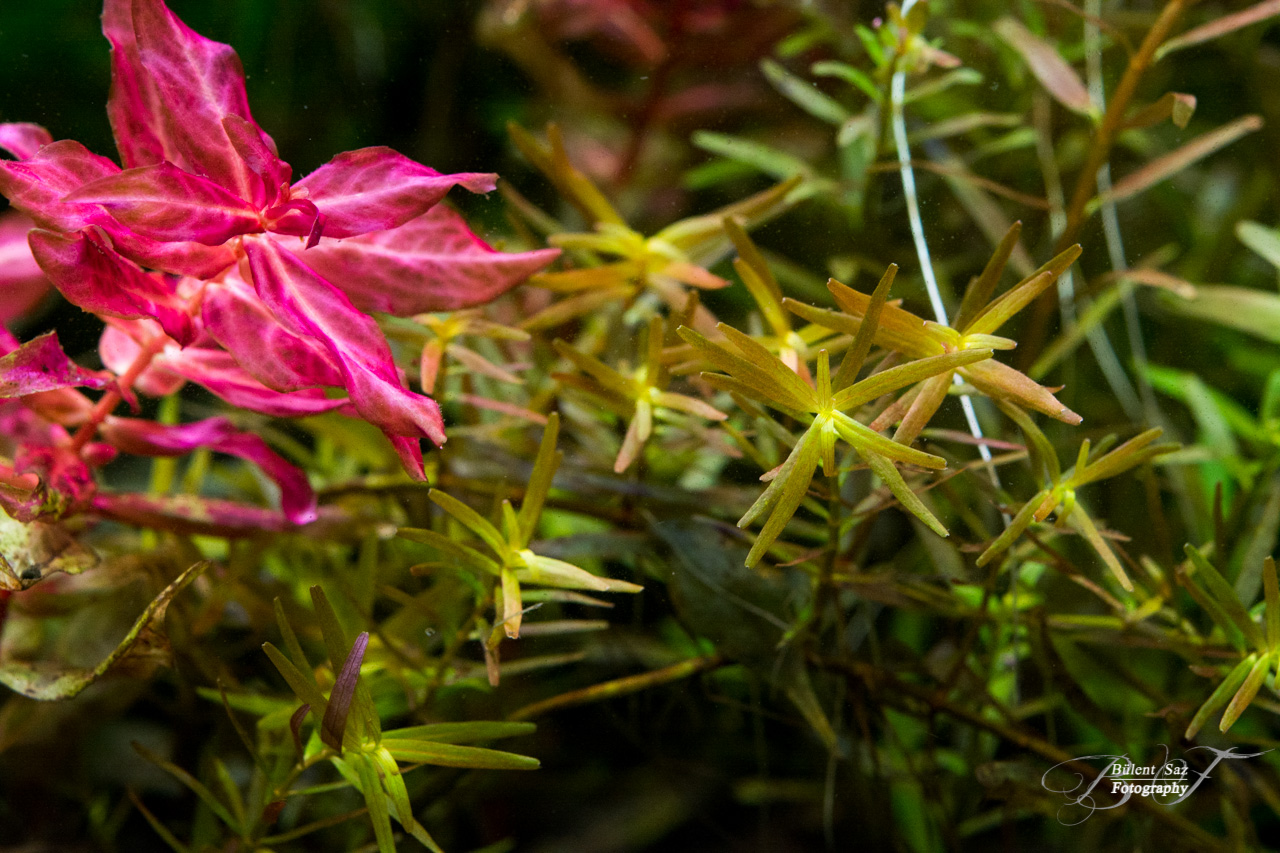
[263,587,538,853]
[978,403,1177,591]
[509,123,801,329]
[398,413,641,668]
[785,224,1084,442]
[553,315,727,473]
[679,265,993,567]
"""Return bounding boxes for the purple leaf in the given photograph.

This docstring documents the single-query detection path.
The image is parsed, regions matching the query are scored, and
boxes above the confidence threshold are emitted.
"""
[0,123,53,160]
[303,205,561,315]
[66,162,262,246]
[28,229,196,346]
[201,278,346,392]
[0,213,51,327]
[0,332,111,398]
[288,704,311,757]
[320,632,369,753]
[288,147,496,239]
[121,0,270,204]
[162,349,347,417]
[243,236,445,466]
[100,416,318,524]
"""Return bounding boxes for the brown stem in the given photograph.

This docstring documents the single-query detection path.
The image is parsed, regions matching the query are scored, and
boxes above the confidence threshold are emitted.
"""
[1022,0,1191,363]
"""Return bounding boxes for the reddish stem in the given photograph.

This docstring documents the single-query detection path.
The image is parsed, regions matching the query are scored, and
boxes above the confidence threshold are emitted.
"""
[67,333,169,453]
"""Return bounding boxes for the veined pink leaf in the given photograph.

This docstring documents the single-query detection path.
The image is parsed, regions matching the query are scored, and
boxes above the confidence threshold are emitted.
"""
[302,205,559,315]
[288,147,496,239]
[28,229,196,346]
[101,416,318,524]
[97,223,237,278]
[201,279,345,392]
[66,162,262,246]
[161,348,348,417]
[0,332,111,398]
[0,213,51,326]
[0,140,122,231]
[222,115,291,207]
[243,236,445,466]
[0,123,53,160]
[123,0,268,204]
[103,0,171,170]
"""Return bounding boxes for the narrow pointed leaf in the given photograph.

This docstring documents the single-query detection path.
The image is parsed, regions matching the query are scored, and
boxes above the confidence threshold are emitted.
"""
[865,451,947,537]
[955,222,1021,331]
[1220,654,1273,732]
[1186,655,1257,739]
[832,348,992,411]
[320,632,368,753]
[0,332,111,398]
[994,18,1094,116]
[382,722,536,744]
[833,264,896,391]
[384,740,540,771]
[1184,545,1266,651]
[1157,0,1280,60]
[1094,116,1263,209]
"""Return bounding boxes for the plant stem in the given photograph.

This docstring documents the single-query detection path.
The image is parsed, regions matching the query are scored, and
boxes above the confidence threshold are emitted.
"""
[1023,0,1191,361]
[68,333,169,452]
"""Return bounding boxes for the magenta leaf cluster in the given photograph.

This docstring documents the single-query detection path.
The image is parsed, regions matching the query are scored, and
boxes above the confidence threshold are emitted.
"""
[0,0,557,532]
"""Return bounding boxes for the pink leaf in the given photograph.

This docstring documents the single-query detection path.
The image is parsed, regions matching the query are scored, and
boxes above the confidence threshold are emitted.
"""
[91,491,294,535]
[0,140,122,231]
[243,236,445,470]
[66,162,262,246]
[101,416,318,524]
[0,123,53,160]
[97,223,238,278]
[28,229,196,346]
[99,321,186,397]
[0,332,111,398]
[288,147,496,239]
[0,213,52,327]
[320,631,369,752]
[303,205,560,314]
[120,0,269,204]
[161,349,348,417]
[201,278,346,392]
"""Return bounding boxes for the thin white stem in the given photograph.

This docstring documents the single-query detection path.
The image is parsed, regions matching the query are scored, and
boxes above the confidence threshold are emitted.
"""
[889,10,1000,494]
[1085,0,1159,419]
